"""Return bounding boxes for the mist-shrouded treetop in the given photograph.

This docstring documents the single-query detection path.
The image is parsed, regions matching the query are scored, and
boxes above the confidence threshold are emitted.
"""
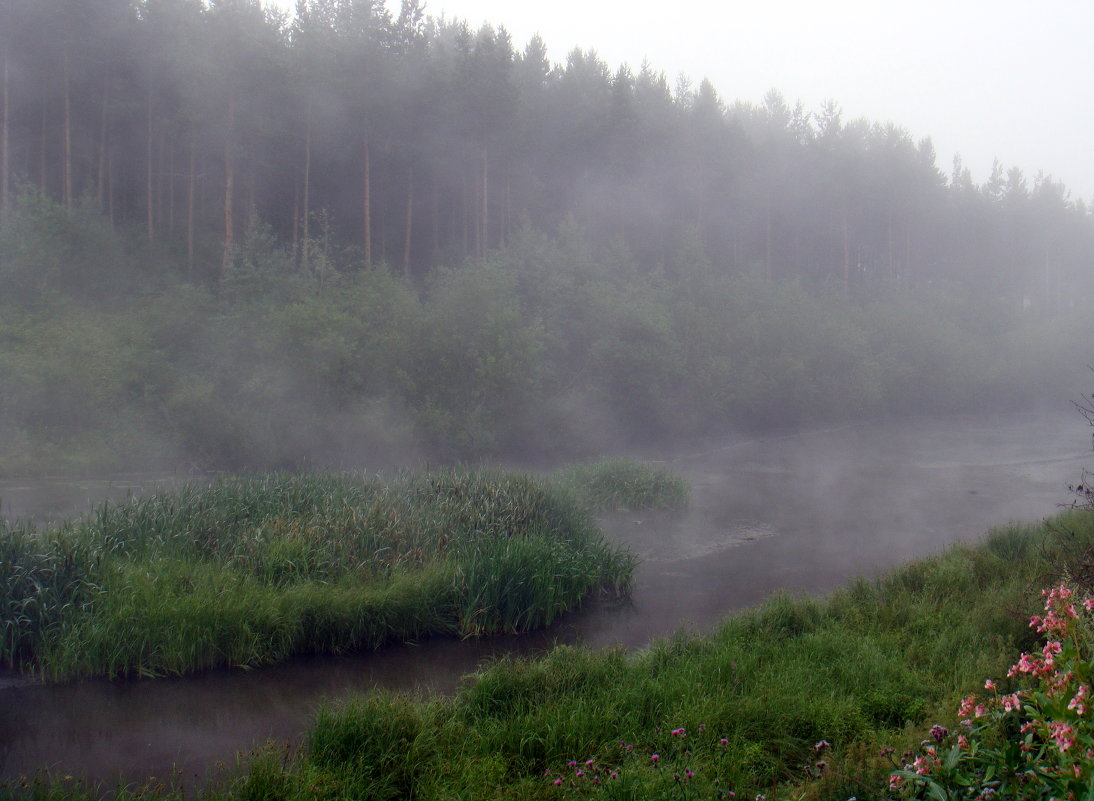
[0,0,1090,295]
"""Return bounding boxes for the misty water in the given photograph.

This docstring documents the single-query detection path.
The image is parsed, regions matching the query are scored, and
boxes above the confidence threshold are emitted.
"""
[1,409,1089,787]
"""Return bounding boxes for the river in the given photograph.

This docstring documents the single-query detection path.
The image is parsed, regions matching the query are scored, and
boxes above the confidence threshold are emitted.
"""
[1,409,1089,787]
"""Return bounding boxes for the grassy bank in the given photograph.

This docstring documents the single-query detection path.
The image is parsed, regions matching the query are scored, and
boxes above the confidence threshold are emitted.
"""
[7,511,1094,800]
[0,470,639,681]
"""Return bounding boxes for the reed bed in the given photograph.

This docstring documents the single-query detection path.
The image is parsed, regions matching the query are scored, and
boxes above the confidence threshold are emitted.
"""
[548,458,690,512]
[0,470,637,681]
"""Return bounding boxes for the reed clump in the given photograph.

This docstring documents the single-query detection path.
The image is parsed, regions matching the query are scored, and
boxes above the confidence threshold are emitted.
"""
[0,469,637,681]
[549,458,690,512]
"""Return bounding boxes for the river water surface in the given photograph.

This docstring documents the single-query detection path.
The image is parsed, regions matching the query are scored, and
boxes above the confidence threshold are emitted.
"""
[1,410,1089,787]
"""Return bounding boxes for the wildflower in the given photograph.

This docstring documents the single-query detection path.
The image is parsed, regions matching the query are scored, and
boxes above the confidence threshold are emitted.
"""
[958,734,969,749]
[814,739,830,752]
[575,770,584,778]
[1048,721,1077,752]
[1069,684,1088,714]
[1084,598,1094,611]
[889,775,904,792]
[672,727,687,737]
[699,723,706,729]
[567,760,577,767]
[685,770,694,779]
[552,778,562,786]
[609,771,618,779]
[1002,693,1022,712]
[585,759,595,766]
[984,679,996,690]
[651,754,660,763]
[720,738,729,745]
[929,725,948,743]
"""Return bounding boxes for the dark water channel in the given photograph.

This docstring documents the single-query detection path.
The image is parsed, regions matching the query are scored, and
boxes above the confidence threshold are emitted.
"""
[1,410,1090,787]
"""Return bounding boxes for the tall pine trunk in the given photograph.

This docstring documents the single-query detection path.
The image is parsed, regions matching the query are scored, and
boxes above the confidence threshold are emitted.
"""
[841,208,850,292]
[0,45,9,221]
[146,87,155,243]
[187,132,195,276]
[97,75,109,214]
[362,135,371,266]
[480,146,488,257]
[62,49,72,211]
[302,101,312,271]
[402,164,413,277]
[222,93,236,274]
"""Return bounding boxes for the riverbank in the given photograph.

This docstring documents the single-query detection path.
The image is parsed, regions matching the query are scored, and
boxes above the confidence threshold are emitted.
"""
[7,509,1093,800]
[1,464,688,682]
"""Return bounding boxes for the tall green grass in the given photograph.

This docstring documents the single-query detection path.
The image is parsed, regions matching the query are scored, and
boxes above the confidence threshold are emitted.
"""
[9,511,1094,801]
[207,512,1094,801]
[0,470,637,680]
[549,458,690,512]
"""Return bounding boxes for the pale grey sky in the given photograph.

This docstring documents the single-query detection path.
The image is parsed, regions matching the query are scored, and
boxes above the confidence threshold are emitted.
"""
[271,0,1094,202]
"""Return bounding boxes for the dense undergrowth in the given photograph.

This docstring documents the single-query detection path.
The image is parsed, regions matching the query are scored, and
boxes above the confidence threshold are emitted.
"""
[0,469,640,681]
[7,511,1094,800]
[2,195,1091,475]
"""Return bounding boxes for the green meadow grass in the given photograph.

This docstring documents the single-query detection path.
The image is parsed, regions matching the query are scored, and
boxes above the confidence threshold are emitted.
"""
[0,470,637,681]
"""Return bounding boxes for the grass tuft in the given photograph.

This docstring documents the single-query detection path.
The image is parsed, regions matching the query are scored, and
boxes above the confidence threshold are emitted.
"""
[549,458,690,512]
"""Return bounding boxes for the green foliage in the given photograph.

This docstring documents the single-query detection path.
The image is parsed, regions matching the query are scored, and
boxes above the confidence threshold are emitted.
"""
[1,193,1092,472]
[549,458,690,512]
[891,583,1094,800]
[14,513,1094,800]
[0,470,635,680]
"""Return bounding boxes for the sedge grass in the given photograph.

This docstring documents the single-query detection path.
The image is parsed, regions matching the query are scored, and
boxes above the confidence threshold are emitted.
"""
[0,469,637,681]
[548,458,690,512]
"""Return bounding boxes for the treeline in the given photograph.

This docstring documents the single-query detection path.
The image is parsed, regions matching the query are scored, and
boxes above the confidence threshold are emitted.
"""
[0,192,1090,474]
[1,0,1092,300]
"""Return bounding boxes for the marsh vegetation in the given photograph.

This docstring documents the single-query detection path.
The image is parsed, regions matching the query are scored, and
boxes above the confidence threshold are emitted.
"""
[0,466,670,681]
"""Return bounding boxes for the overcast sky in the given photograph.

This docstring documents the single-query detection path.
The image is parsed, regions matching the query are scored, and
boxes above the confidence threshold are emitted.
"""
[271,0,1094,202]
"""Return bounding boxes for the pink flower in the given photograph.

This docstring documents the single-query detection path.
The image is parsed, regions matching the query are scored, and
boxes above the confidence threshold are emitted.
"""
[890,775,904,791]
[720,738,729,745]
[984,679,996,690]
[1084,598,1094,611]
[1069,685,1088,714]
[1049,721,1077,752]
[1001,693,1021,712]
[651,754,660,763]
[552,778,562,786]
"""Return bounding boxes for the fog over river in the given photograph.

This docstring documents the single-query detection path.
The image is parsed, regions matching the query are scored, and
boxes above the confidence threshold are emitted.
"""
[1,409,1089,787]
